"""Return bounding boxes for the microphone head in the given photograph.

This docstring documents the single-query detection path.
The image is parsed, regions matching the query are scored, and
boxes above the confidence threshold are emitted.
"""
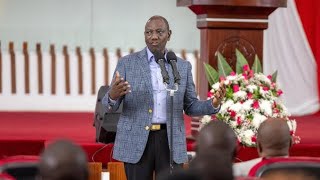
[153,51,165,63]
[166,51,177,62]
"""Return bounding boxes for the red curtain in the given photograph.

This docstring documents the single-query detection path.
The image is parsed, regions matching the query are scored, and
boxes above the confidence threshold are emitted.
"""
[295,0,320,102]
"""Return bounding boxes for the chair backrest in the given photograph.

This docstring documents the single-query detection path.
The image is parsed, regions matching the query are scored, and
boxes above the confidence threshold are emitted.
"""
[0,173,15,180]
[248,156,320,178]
[0,156,39,180]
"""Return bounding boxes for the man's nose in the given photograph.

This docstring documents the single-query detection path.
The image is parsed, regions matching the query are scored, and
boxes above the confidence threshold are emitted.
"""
[151,32,159,39]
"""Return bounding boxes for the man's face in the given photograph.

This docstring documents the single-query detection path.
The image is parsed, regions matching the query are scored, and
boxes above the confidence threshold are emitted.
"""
[144,18,171,54]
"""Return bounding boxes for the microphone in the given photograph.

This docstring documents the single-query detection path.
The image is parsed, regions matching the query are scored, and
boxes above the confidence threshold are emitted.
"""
[166,51,181,85]
[154,51,170,85]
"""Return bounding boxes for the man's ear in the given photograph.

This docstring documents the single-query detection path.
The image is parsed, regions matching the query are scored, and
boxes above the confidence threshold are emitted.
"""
[167,30,172,41]
[257,142,263,155]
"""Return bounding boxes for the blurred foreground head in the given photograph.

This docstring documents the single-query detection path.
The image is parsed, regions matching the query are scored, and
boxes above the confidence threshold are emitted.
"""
[38,139,88,180]
[196,120,237,158]
[192,120,237,180]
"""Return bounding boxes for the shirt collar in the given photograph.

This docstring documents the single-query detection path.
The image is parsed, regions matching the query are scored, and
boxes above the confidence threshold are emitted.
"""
[146,47,168,63]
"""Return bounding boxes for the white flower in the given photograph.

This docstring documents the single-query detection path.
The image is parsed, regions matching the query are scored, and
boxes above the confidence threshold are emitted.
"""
[242,99,254,111]
[200,115,212,124]
[255,73,271,84]
[252,113,267,129]
[211,82,220,91]
[233,90,247,100]
[287,119,297,132]
[220,100,234,113]
[226,75,237,81]
[247,85,257,93]
[260,100,273,116]
[229,102,243,113]
[241,129,255,145]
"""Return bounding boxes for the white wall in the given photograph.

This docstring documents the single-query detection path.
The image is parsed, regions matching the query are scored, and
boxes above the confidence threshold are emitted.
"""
[0,0,200,52]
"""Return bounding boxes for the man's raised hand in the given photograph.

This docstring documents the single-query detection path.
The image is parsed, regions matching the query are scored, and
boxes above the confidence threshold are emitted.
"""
[109,71,131,100]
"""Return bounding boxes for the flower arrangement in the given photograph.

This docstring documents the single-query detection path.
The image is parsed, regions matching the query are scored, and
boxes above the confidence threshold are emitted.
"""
[201,49,298,147]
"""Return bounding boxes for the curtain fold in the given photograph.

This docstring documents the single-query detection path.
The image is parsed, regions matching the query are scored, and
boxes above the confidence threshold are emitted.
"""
[264,0,319,116]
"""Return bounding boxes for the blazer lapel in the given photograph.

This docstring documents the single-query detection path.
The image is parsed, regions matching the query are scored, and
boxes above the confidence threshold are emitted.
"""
[137,48,153,93]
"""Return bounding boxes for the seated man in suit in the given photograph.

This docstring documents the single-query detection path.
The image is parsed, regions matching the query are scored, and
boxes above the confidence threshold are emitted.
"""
[37,139,89,180]
[233,118,292,177]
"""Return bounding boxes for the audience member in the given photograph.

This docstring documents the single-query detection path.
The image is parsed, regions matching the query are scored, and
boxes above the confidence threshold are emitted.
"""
[160,120,237,180]
[233,118,292,177]
[37,139,88,180]
[192,120,237,180]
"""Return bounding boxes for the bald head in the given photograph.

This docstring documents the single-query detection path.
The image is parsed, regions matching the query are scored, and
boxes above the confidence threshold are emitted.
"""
[257,118,292,157]
[38,139,88,180]
[196,120,237,157]
[146,15,170,31]
[192,121,236,180]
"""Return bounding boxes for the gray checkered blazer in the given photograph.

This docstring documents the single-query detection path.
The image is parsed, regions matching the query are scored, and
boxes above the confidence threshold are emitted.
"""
[102,48,219,164]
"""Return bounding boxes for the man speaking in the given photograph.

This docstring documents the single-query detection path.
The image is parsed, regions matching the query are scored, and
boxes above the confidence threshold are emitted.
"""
[102,15,226,180]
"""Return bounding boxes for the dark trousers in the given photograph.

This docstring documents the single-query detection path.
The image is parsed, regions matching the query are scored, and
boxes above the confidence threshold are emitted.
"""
[124,129,182,180]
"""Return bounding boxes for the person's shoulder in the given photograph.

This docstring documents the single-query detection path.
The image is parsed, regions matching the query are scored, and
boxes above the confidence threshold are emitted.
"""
[176,56,191,66]
[234,158,263,167]
[118,49,145,63]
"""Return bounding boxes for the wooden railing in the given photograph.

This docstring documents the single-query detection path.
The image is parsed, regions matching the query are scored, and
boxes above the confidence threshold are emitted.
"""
[0,42,200,112]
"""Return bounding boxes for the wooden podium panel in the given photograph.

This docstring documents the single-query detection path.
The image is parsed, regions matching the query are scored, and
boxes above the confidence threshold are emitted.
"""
[88,162,102,180]
[177,0,287,99]
[108,162,127,180]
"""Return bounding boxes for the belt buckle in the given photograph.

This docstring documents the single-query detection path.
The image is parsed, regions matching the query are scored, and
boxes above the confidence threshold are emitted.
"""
[151,124,161,131]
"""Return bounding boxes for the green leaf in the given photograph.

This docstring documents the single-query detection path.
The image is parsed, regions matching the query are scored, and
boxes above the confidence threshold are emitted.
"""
[225,86,234,99]
[217,52,233,77]
[272,70,278,82]
[236,49,249,73]
[252,55,262,73]
[204,62,219,86]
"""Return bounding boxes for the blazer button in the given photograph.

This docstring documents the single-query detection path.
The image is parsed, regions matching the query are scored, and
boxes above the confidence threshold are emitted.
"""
[148,109,152,113]
[145,126,150,131]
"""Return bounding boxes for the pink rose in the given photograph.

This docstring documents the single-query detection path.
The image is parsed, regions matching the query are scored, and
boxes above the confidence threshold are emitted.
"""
[207,91,213,98]
[277,89,283,96]
[243,64,249,72]
[252,101,260,109]
[262,86,269,91]
[247,93,253,99]
[236,117,242,125]
[220,76,226,81]
[230,71,236,76]
[242,73,248,80]
[267,75,272,80]
[230,111,236,118]
[233,84,240,92]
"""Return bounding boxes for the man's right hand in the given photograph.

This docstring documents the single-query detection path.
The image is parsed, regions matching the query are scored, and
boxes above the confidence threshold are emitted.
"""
[109,71,131,100]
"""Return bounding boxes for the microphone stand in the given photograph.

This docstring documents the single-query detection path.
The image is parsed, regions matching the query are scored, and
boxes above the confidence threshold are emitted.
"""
[165,83,178,174]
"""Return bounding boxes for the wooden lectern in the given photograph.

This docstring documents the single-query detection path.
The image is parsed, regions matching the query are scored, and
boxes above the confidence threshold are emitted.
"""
[177,0,287,138]
[177,0,287,99]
